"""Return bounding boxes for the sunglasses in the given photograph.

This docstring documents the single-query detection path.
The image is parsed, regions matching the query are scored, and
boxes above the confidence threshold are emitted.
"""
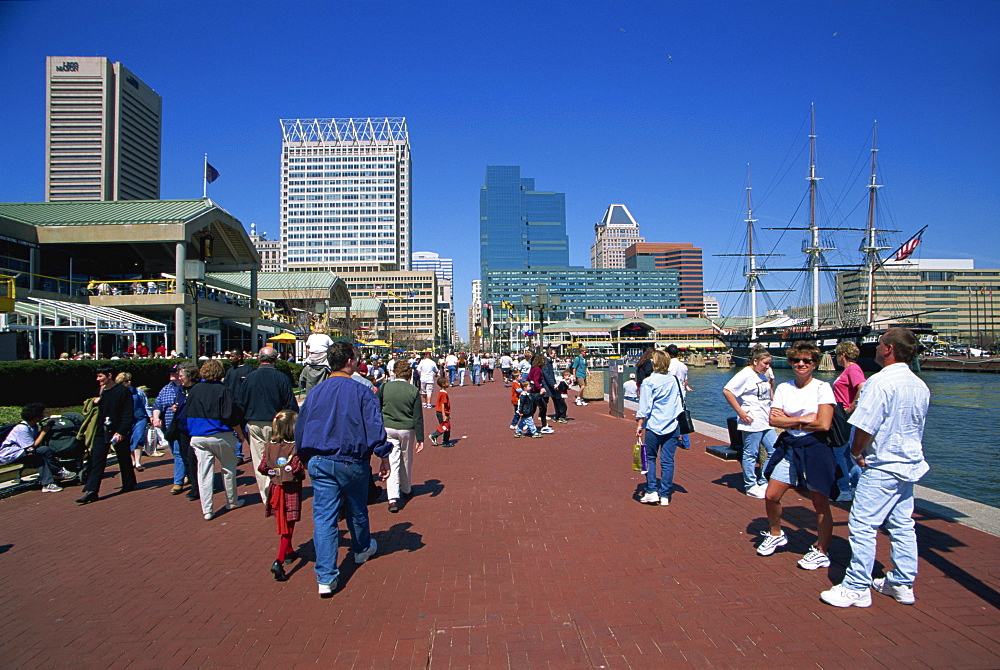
[788,357,816,365]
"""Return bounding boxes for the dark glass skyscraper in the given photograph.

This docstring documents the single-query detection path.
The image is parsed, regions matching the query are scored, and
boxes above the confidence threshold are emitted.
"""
[480,166,569,277]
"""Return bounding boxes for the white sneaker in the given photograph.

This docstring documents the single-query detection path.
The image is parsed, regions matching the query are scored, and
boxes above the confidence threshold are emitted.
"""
[57,468,76,480]
[41,483,63,493]
[756,531,788,556]
[540,426,555,434]
[227,498,245,510]
[318,581,337,598]
[746,484,765,499]
[204,512,214,521]
[354,538,377,564]
[797,546,831,570]
[509,424,517,430]
[820,584,872,608]
[659,496,670,506]
[640,491,660,505]
[872,577,915,605]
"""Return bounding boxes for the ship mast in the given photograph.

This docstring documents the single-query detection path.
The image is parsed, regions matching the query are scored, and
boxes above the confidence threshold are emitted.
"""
[745,165,764,340]
[860,121,889,326]
[803,104,831,330]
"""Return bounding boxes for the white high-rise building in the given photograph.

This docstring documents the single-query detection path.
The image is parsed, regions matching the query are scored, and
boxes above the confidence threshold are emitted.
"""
[591,204,644,268]
[249,224,282,272]
[45,56,162,201]
[280,118,411,272]
[411,251,453,281]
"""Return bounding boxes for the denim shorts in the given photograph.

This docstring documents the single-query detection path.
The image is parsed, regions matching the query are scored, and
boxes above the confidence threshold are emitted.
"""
[767,454,820,492]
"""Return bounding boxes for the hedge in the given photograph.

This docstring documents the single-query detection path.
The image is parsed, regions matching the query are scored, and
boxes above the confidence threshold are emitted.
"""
[0,359,303,408]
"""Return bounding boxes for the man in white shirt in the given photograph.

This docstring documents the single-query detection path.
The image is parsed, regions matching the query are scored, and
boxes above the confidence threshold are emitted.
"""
[666,345,693,448]
[623,373,639,401]
[416,352,439,408]
[444,352,459,385]
[499,353,513,386]
[821,328,930,609]
[0,403,71,492]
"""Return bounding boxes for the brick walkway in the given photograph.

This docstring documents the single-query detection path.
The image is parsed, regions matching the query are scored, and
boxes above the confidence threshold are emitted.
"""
[2,378,998,668]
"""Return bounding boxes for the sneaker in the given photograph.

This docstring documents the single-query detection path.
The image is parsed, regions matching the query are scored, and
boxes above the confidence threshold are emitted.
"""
[170,485,183,495]
[388,499,399,513]
[797,546,831,570]
[756,531,788,556]
[204,512,214,521]
[659,496,670,506]
[151,450,165,457]
[820,584,872,608]
[354,538,377,564]
[509,424,517,430]
[540,426,555,434]
[640,491,660,504]
[513,432,523,438]
[227,498,245,511]
[57,468,76,480]
[555,417,568,423]
[318,581,338,598]
[531,432,543,438]
[430,435,439,446]
[746,484,766,499]
[41,483,63,493]
[872,577,915,605]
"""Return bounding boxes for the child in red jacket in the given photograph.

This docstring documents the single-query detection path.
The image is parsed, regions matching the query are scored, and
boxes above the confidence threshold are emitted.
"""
[429,376,452,446]
[258,410,305,582]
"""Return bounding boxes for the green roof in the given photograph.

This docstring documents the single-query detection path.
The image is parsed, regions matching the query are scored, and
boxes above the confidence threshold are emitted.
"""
[209,271,342,292]
[0,199,219,226]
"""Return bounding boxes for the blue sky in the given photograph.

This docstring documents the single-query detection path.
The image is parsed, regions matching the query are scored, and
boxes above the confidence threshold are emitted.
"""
[2,1,997,335]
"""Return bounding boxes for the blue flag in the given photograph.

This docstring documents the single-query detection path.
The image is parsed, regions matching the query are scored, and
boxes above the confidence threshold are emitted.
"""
[205,162,220,184]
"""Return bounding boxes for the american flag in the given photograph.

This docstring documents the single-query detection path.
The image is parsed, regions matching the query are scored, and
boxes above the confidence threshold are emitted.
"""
[887,226,927,263]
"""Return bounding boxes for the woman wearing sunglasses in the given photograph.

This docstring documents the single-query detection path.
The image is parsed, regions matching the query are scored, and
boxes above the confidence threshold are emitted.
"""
[756,341,839,571]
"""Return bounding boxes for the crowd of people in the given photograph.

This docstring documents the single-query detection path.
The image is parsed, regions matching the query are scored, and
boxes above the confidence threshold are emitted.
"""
[3,327,931,607]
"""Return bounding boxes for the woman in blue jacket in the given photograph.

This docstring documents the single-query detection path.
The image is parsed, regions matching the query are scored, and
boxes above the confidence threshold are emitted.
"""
[635,350,682,506]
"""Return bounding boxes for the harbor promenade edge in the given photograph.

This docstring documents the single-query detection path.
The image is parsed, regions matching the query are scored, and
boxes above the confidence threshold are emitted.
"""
[1,378,998,668]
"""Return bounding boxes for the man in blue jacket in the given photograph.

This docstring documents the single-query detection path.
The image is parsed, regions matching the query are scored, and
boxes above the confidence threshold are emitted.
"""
[296,342,392,598]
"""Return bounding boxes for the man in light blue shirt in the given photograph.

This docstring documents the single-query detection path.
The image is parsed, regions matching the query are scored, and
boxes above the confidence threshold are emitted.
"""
[821,328,930,608]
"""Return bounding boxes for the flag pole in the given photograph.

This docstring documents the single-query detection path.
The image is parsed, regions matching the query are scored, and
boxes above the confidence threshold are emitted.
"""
[203,154,208,198]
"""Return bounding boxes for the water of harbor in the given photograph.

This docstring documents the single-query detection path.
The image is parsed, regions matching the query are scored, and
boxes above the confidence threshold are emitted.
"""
[675,366,1000,509]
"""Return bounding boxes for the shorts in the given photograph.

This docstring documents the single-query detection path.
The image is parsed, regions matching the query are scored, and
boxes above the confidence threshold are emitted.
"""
[768,454,820,493]
[421,382,435,396]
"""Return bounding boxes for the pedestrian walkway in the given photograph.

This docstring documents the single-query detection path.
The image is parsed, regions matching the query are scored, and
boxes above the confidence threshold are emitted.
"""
[1,378,998,668]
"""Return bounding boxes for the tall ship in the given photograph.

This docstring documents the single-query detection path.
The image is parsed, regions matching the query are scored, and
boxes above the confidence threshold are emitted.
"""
[714,108,936,371]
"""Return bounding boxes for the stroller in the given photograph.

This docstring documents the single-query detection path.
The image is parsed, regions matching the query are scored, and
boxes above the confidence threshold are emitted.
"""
[42,413,86,482]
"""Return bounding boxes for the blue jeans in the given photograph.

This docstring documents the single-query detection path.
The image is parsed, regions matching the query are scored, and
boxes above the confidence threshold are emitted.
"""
[833,439,862,501]
[842,468,919,590]
[741,429,777,489]
[447,365,457,384]
[308,456,373,587]
[644,426,680,498]
[516,415,535,435]
[471,364,481,385]
[170,439,185,485]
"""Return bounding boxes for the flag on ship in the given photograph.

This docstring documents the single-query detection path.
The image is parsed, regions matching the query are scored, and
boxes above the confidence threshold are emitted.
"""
[888,226,927,262]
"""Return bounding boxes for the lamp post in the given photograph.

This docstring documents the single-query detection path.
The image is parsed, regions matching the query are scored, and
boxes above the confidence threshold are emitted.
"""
[520,284,561,350]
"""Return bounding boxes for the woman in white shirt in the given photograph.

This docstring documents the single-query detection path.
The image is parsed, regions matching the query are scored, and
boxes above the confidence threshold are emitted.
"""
[757,342,838,572]
[722,348,776,499]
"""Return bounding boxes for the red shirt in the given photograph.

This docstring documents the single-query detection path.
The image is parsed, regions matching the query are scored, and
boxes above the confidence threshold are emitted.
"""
[435,389,450,414]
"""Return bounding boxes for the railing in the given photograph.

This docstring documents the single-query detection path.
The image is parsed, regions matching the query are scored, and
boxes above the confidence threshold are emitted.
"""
[87,279,176,295]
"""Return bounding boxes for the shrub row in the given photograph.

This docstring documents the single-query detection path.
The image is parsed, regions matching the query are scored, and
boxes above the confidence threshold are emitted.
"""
[0,359,302,408]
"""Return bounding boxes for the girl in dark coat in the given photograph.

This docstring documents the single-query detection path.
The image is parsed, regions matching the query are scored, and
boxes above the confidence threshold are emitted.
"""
[258,410,305,582]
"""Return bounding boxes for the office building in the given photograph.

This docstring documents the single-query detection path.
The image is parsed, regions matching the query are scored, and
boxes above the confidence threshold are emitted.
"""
[480,166,568,277]
[702,295,720,319]
[249,224,282,272]
[412,251,453,281]
[413,252,457,346]
[836,259,1000,345]
[46,56,162,201]
[337,270,439,350]
[591,204,644,268]
[625,243,704,317]
[469,279,482,348]
[280,118,411,272]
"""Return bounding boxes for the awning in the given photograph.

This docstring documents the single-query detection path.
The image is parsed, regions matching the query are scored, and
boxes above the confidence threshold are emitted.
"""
[569,331,611,337]
[8,297,167,335]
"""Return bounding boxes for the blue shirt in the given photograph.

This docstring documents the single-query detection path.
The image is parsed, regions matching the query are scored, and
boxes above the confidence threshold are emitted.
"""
[295,373,393,462]
[636,372,682,435]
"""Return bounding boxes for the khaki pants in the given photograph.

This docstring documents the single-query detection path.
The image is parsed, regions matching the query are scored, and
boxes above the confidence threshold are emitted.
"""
[191,433,239,516]
[247,421,273,502]
[386,427,416,501]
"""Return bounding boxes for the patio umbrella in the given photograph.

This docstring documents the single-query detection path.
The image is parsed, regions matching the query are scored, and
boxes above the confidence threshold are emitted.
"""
[268,332,297,343]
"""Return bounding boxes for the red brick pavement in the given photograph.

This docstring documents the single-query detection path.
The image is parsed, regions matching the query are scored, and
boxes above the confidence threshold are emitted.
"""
[1,378,998,668]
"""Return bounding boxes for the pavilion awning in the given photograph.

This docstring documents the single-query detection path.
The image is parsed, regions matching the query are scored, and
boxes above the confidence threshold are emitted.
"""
[8,297,168,334]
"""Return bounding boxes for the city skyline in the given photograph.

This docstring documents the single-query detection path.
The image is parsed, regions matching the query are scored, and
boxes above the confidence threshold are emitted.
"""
[1,1,997,340]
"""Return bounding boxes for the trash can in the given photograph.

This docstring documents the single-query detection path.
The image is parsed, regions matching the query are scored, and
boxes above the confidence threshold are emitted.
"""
[582,370,605,401]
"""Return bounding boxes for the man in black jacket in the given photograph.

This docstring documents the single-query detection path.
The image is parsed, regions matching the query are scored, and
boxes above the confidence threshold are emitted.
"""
[542,348,568,423]
[223,350,253,463]
[77,365,135,504]
[238,347,298,502]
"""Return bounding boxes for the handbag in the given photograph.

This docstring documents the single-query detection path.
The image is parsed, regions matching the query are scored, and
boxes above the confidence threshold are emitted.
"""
[674,376,694,435]
[632,440,649,473]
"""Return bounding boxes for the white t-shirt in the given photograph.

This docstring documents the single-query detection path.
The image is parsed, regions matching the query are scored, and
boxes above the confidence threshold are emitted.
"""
[417,358,439,384]
[724,366,774,432]
[499,355,513,370]
[668,358,689,397]
[445,354,458,367]
[305,333,333,365]
[623,379,638,400]
[772,377,835,437]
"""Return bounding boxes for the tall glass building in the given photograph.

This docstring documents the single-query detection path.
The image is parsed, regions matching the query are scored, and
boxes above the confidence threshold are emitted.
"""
[480,166,569,277]
[280,118,411,272]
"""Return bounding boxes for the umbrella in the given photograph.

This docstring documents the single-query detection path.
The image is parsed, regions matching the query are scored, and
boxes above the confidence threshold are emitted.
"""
[367,339,389,347]
[268,332,298,343]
